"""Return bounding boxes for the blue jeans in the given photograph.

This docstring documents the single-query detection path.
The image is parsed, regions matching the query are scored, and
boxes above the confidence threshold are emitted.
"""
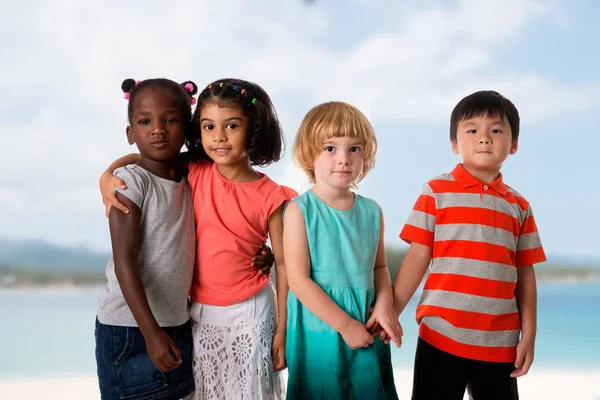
[95,318,194,400]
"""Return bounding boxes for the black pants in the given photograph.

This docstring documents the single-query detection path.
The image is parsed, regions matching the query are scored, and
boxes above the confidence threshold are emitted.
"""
[412,338,518,400]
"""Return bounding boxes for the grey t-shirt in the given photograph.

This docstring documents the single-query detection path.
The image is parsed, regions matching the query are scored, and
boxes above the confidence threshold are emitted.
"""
[97,164,195,327]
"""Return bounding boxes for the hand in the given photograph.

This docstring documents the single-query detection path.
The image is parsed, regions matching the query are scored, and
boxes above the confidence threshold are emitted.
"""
[365,307,387,342]
[365,300,403,348]
[100,171,129,217]
[511,337,535,378]
[145,329,182,373]
[252,244,274,276]
[271,331,287,371]
[366,320,392,344]
[340,319,374,350]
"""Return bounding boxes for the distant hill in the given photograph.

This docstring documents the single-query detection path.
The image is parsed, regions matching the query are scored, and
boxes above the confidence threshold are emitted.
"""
[386,246,600,270]
[0,237,597,276]
[543,254,600,269]
[385,246,600,283]
[0,237,110,272]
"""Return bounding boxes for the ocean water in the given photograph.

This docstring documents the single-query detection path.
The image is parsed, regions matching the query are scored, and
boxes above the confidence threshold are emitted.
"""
[0,282,598,379]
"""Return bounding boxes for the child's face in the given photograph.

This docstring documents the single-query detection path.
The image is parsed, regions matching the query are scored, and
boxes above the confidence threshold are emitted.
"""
[451,113,518,173]
[313,136,365,190]
[199,104,249,166]
[126,87,186,161]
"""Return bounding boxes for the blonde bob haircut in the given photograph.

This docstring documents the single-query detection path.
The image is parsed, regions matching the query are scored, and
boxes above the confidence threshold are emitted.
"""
[293,101,377,186]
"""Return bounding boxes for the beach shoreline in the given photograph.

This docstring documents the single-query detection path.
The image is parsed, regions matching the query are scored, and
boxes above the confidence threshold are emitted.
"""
[1,275,599,294]
[1,369,598,400]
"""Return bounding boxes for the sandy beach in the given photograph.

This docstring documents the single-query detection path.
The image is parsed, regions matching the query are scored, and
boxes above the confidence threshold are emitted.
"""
[1,369,598,399]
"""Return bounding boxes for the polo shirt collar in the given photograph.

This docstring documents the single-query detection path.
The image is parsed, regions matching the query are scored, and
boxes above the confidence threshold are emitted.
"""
[451,163,508,196]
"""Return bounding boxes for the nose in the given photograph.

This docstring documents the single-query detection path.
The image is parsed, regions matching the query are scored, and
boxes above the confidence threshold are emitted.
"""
[212,126,226,143]
[337,152,350,166]
[478,135,491,145]
[151,120,166,135]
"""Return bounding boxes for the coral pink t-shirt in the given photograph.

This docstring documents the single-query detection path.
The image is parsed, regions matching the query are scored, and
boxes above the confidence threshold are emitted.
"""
[187,161,297,306]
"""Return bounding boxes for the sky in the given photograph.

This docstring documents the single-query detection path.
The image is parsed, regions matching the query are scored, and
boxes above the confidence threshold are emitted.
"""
[1,0,599,261]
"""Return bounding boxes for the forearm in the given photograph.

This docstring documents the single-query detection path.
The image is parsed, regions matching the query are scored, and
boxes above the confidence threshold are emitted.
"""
[374,266,394,303]
[288,276,353,333]
[274,263,288,334]
[105,153,141,174]
[515,265,537,341]
[392,248,431,314]
[115,263,161,338]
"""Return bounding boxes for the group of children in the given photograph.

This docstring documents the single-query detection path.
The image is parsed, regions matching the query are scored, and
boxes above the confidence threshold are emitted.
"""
[95,76,546,400]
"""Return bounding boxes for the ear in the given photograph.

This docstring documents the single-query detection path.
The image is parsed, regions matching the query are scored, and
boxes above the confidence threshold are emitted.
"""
[451,139,460,155]
[126,126,135,145]
[509,139,518,155]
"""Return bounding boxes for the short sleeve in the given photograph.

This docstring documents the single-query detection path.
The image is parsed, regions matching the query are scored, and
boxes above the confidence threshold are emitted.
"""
[186,160,205,190]
[114,166,148,209]
[515,205,546,267]
[399,183,437,247]
[266,185,298,219]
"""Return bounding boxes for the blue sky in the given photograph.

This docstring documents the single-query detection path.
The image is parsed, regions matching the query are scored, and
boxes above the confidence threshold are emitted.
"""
[0,0,599,262]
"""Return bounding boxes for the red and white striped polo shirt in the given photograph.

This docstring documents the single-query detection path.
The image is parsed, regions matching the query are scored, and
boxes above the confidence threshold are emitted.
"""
[400,163,546,362]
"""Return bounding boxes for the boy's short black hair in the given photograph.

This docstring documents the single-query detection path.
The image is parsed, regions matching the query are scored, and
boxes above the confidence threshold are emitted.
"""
[450,90,520,142]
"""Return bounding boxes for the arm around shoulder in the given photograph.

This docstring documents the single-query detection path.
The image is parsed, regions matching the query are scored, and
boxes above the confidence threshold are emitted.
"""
[99,153,142,216]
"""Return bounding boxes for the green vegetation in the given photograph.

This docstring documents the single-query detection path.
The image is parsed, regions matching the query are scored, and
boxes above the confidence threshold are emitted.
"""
[0,266,105,288]
[0,237,108,272]
[384,247,600,282]
[0,242,597,289]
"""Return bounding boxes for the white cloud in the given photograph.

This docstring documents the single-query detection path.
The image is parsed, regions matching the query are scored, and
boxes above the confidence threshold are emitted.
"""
[0,0,597,251]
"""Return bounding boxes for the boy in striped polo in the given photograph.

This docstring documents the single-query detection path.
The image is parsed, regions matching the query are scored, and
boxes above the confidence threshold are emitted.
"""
[393,91,546,400]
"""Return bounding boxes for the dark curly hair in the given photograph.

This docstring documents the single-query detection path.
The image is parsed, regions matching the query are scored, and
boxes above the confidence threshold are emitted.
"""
[450,90,520,143]
[187,78,284,166]
[121,78,198,142]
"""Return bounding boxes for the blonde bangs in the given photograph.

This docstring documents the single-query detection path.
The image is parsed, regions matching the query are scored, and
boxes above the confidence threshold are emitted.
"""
[293,102,377,184]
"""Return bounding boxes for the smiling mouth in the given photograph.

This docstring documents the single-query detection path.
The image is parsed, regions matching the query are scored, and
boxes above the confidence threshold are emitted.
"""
[212,148,231,155]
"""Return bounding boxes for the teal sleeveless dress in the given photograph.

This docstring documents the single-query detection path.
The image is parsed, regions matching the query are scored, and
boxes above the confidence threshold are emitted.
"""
[285,190,398,400]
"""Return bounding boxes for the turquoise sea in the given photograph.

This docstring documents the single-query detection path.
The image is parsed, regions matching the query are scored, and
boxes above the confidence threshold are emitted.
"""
[0,281,598,379]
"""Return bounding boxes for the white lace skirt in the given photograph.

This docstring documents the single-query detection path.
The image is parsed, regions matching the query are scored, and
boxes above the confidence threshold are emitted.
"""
[189,283,285,400]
